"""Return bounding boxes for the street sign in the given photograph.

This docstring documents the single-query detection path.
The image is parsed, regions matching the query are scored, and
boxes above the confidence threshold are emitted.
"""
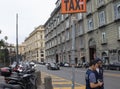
[61,0,86,14]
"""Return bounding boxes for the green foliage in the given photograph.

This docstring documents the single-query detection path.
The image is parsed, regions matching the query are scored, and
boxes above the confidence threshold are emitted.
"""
[0,39,8,64]
[0,39,5,47]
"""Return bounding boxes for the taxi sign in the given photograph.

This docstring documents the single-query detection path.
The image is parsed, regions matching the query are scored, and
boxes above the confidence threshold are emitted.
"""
[61,0,86,14]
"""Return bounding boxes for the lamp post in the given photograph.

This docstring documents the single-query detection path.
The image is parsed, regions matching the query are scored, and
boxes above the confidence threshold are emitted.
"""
[16,13,19,64]
[0,30,1,34]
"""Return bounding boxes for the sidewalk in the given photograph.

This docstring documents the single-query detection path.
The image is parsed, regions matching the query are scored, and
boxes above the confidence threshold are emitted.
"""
[0,76,5,83]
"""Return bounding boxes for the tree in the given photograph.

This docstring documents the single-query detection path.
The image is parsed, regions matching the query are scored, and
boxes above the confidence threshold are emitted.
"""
[0,39,5,47]
[0,39,5,61]
[0,39,7,65]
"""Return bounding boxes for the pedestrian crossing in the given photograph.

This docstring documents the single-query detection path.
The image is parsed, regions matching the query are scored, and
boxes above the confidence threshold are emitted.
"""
[41,72,85,89]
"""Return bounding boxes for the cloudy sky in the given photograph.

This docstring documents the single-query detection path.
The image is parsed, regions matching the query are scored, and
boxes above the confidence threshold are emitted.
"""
[0,0,56,44]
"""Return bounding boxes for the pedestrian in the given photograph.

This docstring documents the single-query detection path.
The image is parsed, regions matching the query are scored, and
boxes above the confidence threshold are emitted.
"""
[85,60,103,89]
[94,58,104,89]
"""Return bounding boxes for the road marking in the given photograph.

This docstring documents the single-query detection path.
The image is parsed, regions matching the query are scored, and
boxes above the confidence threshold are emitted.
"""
[104,73,120,77]
[52,81,72,84]
[54,86,85,89]
[41,72,85,89]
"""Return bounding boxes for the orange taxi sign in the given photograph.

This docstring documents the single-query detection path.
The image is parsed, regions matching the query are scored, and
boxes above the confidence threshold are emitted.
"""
[61,0,86,14]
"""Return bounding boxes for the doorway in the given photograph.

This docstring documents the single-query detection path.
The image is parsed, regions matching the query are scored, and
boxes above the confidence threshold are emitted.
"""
[89,47,96,61]
[88,38,96,62]
[75,58,78,65]
[56,54,59,63]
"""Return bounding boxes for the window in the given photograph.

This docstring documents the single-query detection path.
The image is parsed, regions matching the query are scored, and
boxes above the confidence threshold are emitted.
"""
[87,18,93,31]
[114,2,120,20]
[62,33,65,42]
[65,20,69,29]
[97,0,105,7]
[86,1,92,15]
[41,42,43,47]
[66,31,70,40]
[77,13,83,21]
[77,24,83,35]
[80,37,84,48]
[58,36,61,44]
[41,54,44,57]
[118,26,120,39]
[41,35,42,39]
[102,32,107,43]
[61,14,64,22]
[57,15,60,25]
[98,11,106,26]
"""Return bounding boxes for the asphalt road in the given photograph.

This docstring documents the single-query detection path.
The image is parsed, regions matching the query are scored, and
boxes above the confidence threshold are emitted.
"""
[37,64,120,89]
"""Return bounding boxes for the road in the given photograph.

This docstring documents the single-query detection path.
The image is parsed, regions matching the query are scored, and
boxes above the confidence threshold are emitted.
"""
[37,64,120,89]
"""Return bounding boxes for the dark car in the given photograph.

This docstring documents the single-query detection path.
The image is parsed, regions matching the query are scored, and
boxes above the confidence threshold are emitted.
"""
[47,62,60,70]
[82,62,89,68]
[59,62,64,67]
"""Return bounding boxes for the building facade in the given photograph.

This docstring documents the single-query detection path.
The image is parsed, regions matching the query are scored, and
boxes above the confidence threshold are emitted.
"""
[24,25,45,62]
[18,43,26,61]
[44,0,120,65]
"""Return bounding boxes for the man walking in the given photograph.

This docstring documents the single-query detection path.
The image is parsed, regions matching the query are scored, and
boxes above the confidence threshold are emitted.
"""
[94,59,104,89]
[85,60,103,89]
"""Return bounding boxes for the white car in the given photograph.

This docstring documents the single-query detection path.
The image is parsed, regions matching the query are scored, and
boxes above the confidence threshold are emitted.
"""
[64,62,70,67]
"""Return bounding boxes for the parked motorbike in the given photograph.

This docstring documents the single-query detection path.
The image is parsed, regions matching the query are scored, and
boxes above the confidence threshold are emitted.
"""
[0,62,37,89]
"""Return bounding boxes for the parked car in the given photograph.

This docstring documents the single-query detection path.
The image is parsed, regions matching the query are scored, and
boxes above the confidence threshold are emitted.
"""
[75,63,82,68]
[64,62,71,67]
[109,62,120,70]
[39,62,46,65]
[47,62,60,70]
[59,62,64,67]
[82,62,89,68]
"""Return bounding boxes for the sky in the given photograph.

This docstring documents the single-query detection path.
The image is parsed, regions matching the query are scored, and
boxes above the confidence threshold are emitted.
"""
[0,0,57,45]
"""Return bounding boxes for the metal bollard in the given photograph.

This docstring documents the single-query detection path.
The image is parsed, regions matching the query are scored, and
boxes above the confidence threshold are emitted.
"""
[44,76,53,89]
[35,71,41,86]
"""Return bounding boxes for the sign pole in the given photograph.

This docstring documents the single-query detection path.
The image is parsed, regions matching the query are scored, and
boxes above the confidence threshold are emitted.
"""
[71,14,76,89]
[61,1,86,89]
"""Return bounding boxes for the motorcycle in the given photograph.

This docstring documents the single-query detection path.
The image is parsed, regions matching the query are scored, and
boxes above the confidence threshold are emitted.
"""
[0,62,37,89]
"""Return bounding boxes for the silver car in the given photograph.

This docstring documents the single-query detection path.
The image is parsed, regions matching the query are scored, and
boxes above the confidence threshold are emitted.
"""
[47,62,60,70]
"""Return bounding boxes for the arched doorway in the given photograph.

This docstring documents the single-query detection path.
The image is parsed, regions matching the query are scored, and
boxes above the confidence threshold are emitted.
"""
[88,38,96,61]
